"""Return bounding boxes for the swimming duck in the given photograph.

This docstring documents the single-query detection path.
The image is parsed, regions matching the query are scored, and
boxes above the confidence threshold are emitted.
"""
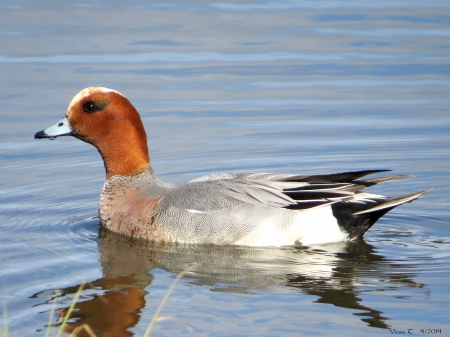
[35,87,429,246]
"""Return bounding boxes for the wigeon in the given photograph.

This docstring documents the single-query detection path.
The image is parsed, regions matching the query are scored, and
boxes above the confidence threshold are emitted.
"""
[35,87,430,246]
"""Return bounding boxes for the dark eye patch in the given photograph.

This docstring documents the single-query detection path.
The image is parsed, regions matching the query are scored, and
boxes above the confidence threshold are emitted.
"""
[83,100,109,113]
[83,101,96,113]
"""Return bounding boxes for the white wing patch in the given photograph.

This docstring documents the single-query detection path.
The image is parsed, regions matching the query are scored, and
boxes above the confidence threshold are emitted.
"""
[185,209,209,215]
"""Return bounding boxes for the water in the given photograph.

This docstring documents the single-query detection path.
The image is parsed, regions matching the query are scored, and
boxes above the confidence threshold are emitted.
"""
[1,1,449,336]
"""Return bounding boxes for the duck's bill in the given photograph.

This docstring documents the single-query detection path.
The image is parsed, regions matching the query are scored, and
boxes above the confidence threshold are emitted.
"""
[34,117,73,140]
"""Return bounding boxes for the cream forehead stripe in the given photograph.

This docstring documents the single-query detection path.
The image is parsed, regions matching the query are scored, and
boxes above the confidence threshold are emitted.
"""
[98,87,122,94]
[67,87,124,112]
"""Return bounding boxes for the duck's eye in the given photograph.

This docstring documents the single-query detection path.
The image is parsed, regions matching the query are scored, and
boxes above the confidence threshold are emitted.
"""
[83,101,96,113]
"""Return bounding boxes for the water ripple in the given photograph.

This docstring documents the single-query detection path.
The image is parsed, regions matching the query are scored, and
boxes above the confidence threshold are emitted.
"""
[1,51,449,64]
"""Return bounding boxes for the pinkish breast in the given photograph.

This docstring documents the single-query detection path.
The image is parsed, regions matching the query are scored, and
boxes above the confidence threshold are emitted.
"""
[99,179,168,241]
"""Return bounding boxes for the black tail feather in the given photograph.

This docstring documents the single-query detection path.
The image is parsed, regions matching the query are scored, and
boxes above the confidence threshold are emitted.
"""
[284,169,391,184]
[275,170,430,239]
[332,189,431,240]
[332,203,393,240]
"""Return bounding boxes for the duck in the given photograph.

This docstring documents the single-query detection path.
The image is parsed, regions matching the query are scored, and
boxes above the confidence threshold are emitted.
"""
[35,87,430,246]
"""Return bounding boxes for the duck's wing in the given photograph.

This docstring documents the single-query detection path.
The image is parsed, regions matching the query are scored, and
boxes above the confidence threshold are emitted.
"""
[159,170,375,212]
[188,169,391,184]
[152,170,429,245]
[183,169,411,211]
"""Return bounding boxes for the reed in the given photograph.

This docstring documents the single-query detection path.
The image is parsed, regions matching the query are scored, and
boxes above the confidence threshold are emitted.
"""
[54,282,85,337]
[143,263,198,337]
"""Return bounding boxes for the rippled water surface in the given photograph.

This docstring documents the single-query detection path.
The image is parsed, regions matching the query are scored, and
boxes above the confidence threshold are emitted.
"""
[1,1,450,336]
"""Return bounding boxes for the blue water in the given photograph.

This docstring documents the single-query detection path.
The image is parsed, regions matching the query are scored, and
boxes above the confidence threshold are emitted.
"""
[1,1,450,336]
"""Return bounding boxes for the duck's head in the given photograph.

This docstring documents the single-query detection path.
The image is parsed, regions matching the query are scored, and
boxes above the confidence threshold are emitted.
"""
[35,87,150,178]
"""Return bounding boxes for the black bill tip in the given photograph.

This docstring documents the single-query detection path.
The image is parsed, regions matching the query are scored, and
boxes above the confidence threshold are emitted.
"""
[34,130,49,139]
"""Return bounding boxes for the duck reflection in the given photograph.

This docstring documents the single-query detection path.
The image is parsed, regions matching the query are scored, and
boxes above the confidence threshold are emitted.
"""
[44,227,422,336]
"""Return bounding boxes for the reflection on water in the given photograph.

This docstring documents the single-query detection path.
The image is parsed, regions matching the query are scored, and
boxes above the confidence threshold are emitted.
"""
[30,223,429,336]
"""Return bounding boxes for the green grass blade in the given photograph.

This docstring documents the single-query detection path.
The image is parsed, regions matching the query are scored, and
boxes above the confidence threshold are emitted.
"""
[44,297,58,337]
[54,281,86,337]
[1,302,8,337]
[143,263,199,337]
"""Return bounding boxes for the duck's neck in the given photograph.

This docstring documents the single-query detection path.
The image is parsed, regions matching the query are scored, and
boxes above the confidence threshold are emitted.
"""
[96,124,151,179]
